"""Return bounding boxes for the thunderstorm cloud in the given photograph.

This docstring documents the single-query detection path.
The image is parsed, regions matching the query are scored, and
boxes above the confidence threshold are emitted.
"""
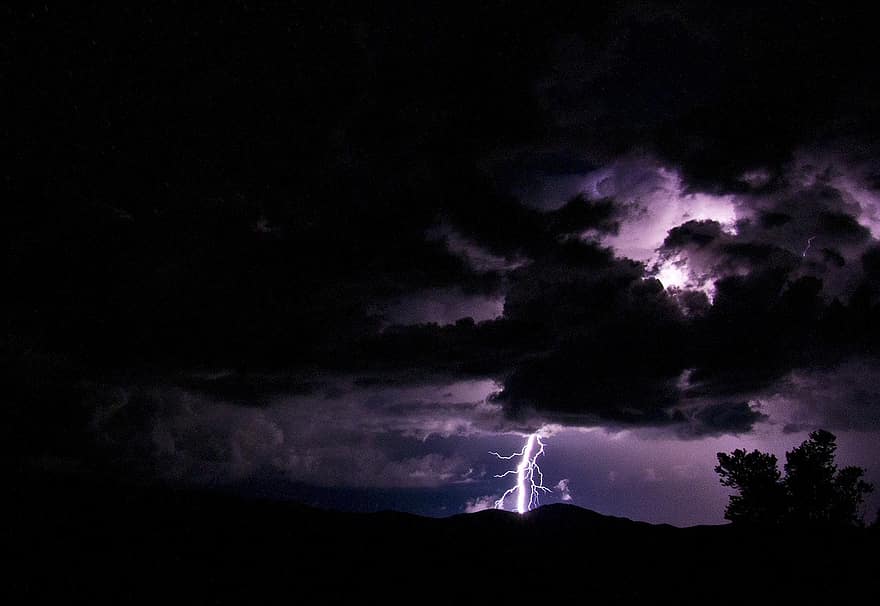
[7,3,880,522]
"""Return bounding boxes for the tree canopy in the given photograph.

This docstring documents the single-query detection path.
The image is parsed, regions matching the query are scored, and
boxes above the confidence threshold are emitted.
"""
[716,430,873,526]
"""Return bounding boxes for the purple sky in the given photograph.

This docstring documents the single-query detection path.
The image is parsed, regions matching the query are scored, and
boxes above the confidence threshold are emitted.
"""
[9,4,880,527]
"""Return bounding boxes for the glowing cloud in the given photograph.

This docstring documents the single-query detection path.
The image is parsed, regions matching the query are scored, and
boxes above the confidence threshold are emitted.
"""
[581,158,738,262]
[655,260,689,290]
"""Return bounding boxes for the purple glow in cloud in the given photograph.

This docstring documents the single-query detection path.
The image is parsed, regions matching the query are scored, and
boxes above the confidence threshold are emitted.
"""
[583,157,738,262]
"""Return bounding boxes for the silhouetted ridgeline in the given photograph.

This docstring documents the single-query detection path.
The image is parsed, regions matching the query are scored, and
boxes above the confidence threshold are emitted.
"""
[7,470,877,603]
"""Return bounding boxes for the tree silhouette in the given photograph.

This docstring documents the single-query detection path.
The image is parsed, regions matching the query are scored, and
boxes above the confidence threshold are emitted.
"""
[715,449,786,525]
[716,430,873,526]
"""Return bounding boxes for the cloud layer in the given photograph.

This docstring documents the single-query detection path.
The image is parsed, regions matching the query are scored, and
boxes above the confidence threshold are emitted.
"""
[6,4,880,507]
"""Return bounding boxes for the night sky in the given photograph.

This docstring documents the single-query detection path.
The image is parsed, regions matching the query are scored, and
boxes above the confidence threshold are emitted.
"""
[7,3,880,526]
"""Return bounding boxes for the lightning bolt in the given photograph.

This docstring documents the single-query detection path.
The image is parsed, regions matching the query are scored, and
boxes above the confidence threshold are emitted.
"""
[802,235,816,258]
[489,433,550,514]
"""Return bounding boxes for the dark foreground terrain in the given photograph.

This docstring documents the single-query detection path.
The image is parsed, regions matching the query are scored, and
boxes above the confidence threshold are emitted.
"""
[6,470,877,604]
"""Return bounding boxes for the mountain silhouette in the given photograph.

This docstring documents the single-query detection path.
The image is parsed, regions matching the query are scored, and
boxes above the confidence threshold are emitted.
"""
[8,470,877,603]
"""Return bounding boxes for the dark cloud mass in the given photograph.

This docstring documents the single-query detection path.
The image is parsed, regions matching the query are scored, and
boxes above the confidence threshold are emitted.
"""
[5,3,880,515]
[683,401,769,438]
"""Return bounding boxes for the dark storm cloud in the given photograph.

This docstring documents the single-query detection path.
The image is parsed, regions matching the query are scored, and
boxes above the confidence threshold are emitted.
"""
[769,359,880,432]
[7,1,880,480]
[473,172,880,428]
[7,4,548,369]
[493,241,685,423]
[684,401,768,438]
[78,374,509,488]
[178,371,320,407]
[8,0,640,373]
[331,240,689,428]
[436,178,620,262]
[659,220,799,286]
[663,220,724,249]
[638,167,880,433]
[532,3,880,191]
[9,3,877,363]
[658,175,876,300]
